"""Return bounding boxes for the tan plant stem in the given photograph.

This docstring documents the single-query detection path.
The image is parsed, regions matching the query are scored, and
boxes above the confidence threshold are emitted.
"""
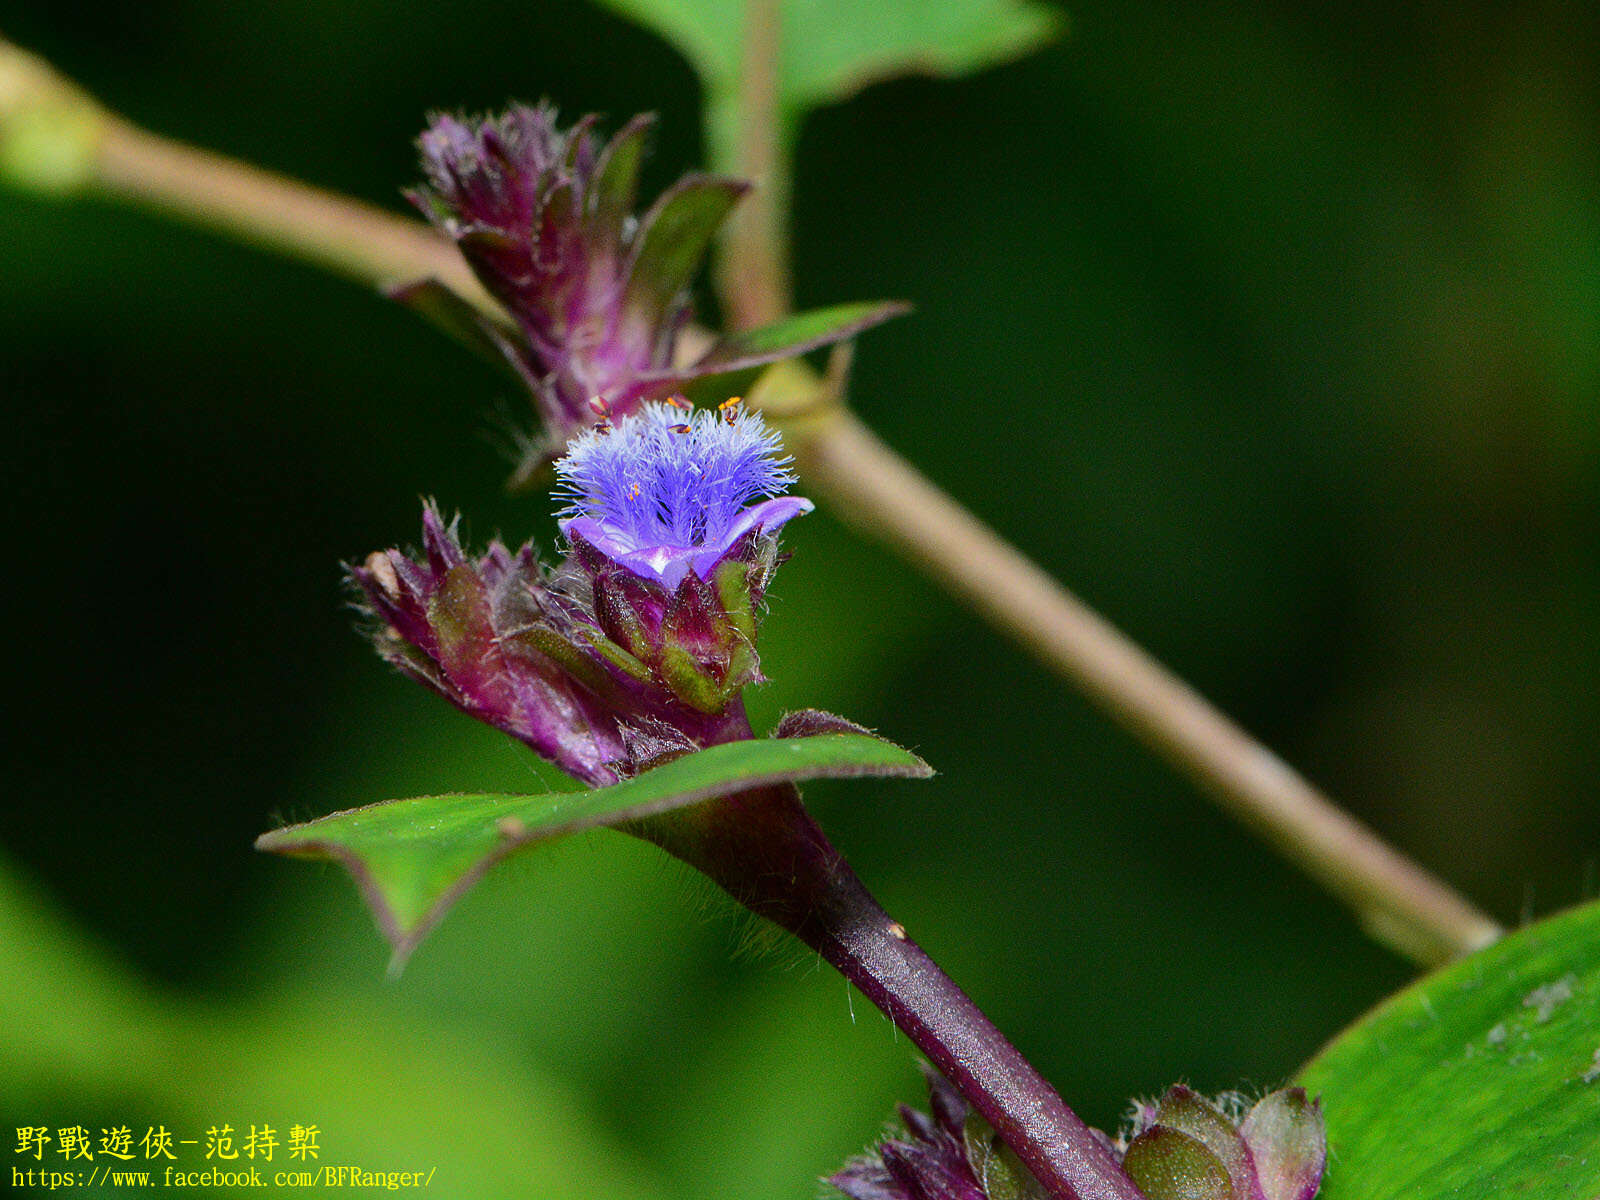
[713,0,790,329]
[93,117,496,312]
[2,36,1502,965]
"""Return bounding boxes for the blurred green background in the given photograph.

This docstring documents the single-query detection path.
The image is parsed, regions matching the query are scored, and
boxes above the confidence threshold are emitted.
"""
[2,1,1597,1196]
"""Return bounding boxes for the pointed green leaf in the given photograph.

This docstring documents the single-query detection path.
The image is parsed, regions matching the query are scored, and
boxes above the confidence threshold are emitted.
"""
[589,111,657,232]
[693,300,911,371]
[1299,898,1600,1199]
[256,731,931,965]
[607,300,911,409]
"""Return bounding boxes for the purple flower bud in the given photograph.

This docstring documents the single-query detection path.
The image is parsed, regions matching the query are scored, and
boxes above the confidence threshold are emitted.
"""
[410,103,747,449]
[350,504,631,785]
[832,1071,988,1200]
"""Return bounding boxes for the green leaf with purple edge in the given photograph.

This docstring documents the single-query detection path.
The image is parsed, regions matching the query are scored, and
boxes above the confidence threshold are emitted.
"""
[588,111,656,234]
[1299,897,1600,1199]
[255,731,931,969]
[692,300,912,371]
[612,299,912,407]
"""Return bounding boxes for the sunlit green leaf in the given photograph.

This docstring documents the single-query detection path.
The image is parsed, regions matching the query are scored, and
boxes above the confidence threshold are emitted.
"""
[257,731,931,964]
[1300,899,1600,1199]
[590,0,1062,124]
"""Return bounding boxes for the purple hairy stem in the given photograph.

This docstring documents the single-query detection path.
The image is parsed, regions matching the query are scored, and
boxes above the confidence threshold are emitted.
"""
[639,785,1147,1200]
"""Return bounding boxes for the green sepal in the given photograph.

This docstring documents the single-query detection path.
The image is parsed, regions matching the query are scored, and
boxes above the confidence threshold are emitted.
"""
[511,625,615,698]
[1121,1127,1233,1200]
[1150,1088,1255,1193]
[580,629,654,685]
[962,1113,1049,1200]
[722,640,758,694]
[659,643,726,714]
[712,557,757,645]
[427,565,493,672]
[593,580,655,663]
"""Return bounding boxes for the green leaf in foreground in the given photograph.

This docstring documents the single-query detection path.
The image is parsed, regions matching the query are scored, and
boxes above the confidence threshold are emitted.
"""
[1300,898,1600,1200]
[257,732,931,966]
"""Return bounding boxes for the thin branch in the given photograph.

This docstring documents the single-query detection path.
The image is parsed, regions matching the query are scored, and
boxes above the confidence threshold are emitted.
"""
[95,117,496,311]
[1,37,1503,965]
[698,8,1502,967]
[1,36,490,309]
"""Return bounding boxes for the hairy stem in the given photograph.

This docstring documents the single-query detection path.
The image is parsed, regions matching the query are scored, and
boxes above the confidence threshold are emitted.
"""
[643,785,1146,1200]
[1,39,1502,965]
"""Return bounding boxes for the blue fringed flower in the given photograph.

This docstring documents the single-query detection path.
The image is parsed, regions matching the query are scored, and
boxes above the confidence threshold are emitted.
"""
[350,401,813,779]
[556,401,813,589]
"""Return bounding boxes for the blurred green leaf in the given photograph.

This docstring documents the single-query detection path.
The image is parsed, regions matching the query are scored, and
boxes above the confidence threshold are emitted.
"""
[0,853,663,1200]
[1300,899,1600,1199]
[590,0,1061,184]
[590,0,1061,125]
[257,731,932,962]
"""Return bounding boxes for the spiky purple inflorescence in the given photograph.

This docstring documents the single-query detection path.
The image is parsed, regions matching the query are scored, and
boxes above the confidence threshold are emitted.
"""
[833,1071,989,1200]
[404,104,907,476]
[408,104,747,457]
[556,401,812,589]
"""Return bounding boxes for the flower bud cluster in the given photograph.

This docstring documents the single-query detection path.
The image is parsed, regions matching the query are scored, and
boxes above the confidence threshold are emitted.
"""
[833,1074,1326,1200]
